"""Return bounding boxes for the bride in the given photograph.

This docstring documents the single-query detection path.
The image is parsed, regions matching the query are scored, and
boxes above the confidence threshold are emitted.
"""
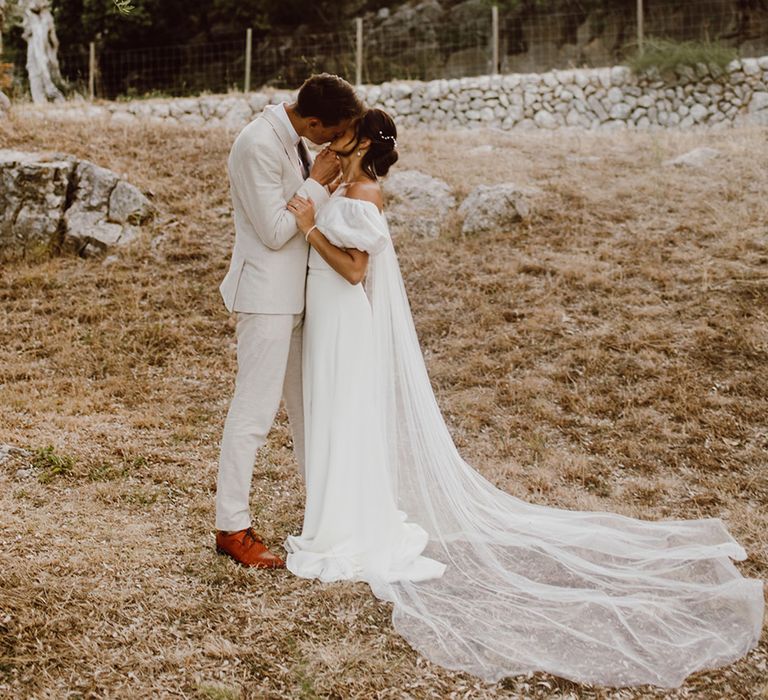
[285,108,763,688]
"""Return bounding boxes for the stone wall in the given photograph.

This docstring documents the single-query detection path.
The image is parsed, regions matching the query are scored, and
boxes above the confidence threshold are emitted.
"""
[16,56,768,131]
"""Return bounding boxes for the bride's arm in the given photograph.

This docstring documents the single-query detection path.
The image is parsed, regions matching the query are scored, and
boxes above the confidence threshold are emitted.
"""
[287,195,369,285]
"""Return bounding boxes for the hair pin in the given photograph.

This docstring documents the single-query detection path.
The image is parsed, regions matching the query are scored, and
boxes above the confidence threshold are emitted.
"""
[378,130,397,147]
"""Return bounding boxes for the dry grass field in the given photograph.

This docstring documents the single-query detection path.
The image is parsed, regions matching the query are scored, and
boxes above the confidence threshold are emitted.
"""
[1,112,766,699]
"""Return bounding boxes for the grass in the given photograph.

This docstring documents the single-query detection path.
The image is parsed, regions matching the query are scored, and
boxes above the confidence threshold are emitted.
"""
[0,112,766,699]
[628,37,738,75]
[31,445,75,483]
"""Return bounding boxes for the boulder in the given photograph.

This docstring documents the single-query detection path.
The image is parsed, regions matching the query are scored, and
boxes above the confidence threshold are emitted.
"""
[0,150,74,259]
[382,170,456,238]
[65,161,153,255]
[663,147,721,168]
[1,150,153,259]
[459,183,541,235]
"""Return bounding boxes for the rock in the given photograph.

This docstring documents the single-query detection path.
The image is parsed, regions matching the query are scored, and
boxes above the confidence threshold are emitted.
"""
[0,151,153,258]
[109,180,153,225]
[542,72,559,88]
[169,98,200,118]
[749,91,768,113]
[223,98,253,131]
[690,103,709,123]
[198,98,219,120]
[179,113,206,128]
[480,106,495,122]
[459,183,541,235]
[663,147,721,168]
[382,170,455,238]
[534,109,558,129]
[573,70,589,88]
[636,94,654,109]
[609,103,632,120]
[610,66,630,86]
[111,112,139,127]
[0,150,75,259]
[587,95,609,121]
[392,83,413,100]
[1,443,30,464]
[0,444,31,475]
[0,90,10,115]
[742,58,760,76]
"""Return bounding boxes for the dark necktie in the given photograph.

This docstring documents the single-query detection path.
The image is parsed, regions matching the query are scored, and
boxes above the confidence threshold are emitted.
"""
[297,140,311,180]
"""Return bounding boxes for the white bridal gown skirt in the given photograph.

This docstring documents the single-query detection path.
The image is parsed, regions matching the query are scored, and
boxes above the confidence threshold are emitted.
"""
[285,252,445,584]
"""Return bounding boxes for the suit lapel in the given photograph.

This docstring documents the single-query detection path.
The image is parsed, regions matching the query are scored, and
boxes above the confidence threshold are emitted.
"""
[261,106,305,181]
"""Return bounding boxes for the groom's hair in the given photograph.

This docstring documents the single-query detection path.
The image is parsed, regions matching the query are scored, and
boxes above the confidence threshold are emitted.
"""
[295,74,364,126]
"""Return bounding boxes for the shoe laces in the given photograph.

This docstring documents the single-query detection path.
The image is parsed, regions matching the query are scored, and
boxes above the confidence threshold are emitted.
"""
[243,527,263,545]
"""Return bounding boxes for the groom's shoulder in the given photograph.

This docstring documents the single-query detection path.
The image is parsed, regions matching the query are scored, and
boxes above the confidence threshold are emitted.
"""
[234,113,273,145]
[229,116,279,165]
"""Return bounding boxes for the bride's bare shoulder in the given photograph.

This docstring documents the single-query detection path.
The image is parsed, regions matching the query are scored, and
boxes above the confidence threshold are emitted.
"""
[345,180,383,213]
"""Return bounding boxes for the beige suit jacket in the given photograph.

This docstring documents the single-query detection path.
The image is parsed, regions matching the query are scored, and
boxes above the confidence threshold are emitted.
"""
[220,105,330,314]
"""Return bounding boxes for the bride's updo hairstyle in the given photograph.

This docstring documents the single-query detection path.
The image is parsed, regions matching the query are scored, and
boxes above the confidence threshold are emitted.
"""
[350,108,399,180]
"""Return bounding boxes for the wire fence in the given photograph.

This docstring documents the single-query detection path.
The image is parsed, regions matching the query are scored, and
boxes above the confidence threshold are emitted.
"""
[11,1,768,101]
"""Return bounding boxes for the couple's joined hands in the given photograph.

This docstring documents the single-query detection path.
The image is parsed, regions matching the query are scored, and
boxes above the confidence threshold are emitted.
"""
[292,147,340,235]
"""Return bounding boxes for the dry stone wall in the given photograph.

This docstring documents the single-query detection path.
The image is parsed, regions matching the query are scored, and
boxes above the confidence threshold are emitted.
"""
[15,56,768,131]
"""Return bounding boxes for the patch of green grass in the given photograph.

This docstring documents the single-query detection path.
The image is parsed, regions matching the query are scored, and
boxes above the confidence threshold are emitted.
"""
[33,445,75,483]
[196,683,241,700]
[87,461,128,482]
[628,38,737,76]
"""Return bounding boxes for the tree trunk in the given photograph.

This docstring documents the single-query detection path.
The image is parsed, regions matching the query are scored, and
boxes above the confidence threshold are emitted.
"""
[21,0,64,103]
[0,1,8,113]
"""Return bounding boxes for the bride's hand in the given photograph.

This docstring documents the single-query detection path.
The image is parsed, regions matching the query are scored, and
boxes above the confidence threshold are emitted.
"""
[287,195,315,234]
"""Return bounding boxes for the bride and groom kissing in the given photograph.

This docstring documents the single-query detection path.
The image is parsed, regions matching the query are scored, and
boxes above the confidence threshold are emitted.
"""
[213,73,762,687]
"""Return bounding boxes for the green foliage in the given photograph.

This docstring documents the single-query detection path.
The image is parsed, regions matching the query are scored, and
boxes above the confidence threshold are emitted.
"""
[113,0,135,14]
[628,38,737,75]
[33,445,75,483]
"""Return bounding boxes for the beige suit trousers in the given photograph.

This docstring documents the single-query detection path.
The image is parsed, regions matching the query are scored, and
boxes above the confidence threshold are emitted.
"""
[215,312,304,531]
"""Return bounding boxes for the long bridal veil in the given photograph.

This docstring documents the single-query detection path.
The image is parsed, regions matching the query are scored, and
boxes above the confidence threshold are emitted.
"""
[364,236,764,687]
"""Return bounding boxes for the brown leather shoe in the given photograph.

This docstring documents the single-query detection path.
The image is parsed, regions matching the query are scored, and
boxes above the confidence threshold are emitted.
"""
[215,528,286,569]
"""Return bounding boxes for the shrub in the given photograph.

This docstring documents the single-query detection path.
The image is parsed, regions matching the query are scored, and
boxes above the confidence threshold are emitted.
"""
[628,38,737,76]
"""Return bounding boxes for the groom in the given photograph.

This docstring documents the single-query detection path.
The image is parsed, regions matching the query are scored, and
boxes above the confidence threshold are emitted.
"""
[215,74,364,568]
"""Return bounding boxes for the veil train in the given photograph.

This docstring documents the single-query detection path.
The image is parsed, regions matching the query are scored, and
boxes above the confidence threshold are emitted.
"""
[363,238,764,687]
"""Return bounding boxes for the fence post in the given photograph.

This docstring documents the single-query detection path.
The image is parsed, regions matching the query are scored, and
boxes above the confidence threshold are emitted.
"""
[637,0,644,53]
[355,17,363,86]
[244,28,252,93]
[491,5,500,75]
[88,41,95,100]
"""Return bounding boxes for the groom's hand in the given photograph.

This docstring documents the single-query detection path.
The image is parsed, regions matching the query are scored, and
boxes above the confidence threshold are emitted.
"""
[310,148,341,186]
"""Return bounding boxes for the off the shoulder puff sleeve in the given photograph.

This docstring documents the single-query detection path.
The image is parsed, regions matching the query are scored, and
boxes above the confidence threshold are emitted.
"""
[315,196,390,255]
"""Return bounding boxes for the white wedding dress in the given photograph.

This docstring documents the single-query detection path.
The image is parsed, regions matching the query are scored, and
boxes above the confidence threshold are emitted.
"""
[285,189,764,688]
